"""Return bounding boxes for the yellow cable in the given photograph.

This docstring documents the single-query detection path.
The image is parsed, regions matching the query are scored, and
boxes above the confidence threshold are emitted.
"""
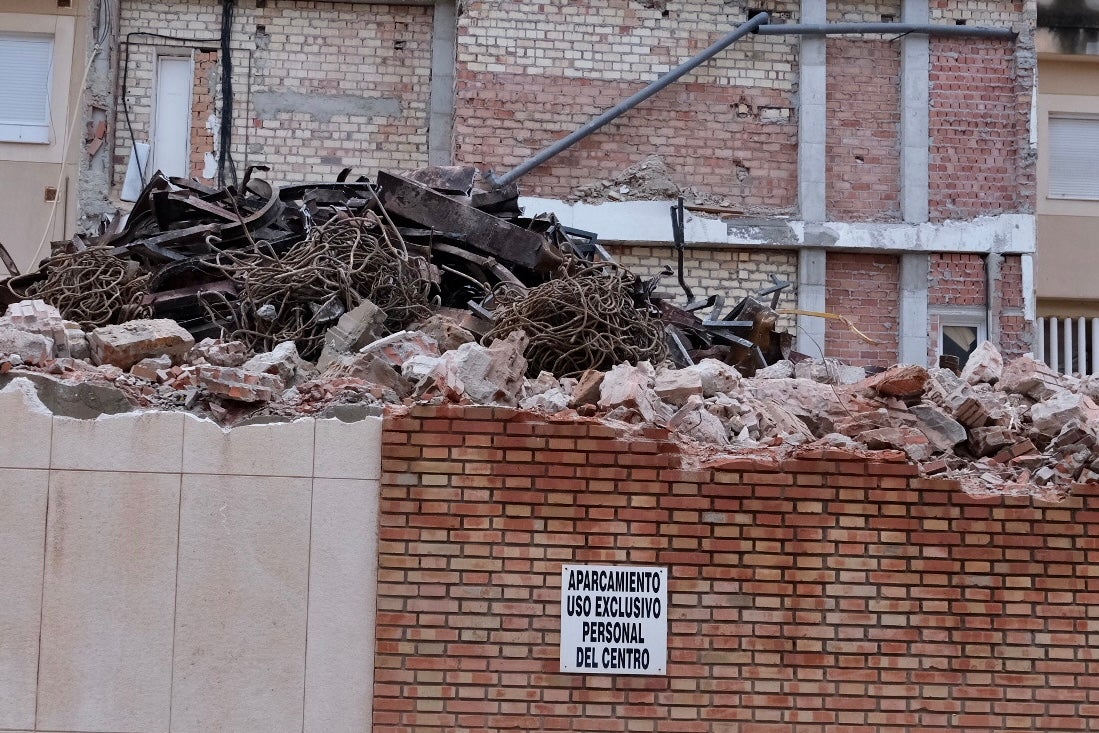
[776,308,882,345]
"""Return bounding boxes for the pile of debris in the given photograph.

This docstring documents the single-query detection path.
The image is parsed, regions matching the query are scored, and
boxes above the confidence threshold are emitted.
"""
[1,166,792,378]
[0,296,1095,499]
[1,166,1092,499]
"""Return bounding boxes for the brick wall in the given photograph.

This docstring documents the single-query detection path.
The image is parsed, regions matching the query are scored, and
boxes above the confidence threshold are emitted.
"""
[605,244,797,314]
[114,0,431,191]
[377,405,1099,733]
[997,254,1031,359]
[189,51,218,184]
[825,253,900,368]
[929,253,987,307]
[826,39,901,222]
[453,0,799,212]
[828,0,902,23]
[928,37,1032,221]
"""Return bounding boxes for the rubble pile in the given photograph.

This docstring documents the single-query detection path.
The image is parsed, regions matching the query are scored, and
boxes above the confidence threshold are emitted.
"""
[0,166,1091,499]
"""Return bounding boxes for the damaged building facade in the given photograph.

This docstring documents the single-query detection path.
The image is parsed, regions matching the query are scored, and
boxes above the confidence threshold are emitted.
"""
[0,0,1038,370]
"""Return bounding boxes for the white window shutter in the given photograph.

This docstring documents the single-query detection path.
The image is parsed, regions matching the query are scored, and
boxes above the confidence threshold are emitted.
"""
[1049,115,1099,200]
[0,34,53,143]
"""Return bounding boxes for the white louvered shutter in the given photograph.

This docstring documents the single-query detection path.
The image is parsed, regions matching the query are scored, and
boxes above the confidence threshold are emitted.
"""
[1049,115,1099,200]
[0,34,54,143]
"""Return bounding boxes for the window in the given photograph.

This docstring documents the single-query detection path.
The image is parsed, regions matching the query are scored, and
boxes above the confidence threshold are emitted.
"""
[1048,114,1099,200]
[0,32,54,143]
[932,307,988,368]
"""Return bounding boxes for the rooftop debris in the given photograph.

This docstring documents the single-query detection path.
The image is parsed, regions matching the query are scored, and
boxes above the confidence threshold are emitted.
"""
[0,168,1090,500]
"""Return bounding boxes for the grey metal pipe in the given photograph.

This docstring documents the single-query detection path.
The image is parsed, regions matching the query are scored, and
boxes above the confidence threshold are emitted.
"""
[484,12,771,188]
[756,22,1017,39]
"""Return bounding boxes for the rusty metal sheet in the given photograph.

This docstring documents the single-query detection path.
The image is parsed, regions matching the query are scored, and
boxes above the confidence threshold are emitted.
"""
[406,165,477,195]
[378,171,563,272]
[0,241,20,276]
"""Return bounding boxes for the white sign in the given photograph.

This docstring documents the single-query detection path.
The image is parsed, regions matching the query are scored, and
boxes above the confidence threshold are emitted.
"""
[559,565,667,675]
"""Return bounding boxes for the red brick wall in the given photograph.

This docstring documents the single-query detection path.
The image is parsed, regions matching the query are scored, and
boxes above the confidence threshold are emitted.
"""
[929,253,987,307]
[929,38,1032,221]
[826,40,901,222]
[825,253,900,368]
[190,51,218,185]
[454,75,798,212]
[377,405,1099,733]
[997,254,1031,359]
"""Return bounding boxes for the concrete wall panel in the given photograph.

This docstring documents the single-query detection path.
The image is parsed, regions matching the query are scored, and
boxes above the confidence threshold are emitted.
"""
[182,415,315,477]
[171,474,311,733]
[36,470,180,733]
[0,469,48,730]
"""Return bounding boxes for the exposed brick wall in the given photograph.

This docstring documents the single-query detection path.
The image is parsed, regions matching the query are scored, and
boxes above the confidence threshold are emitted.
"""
[377,405,1099,733]
[997,254,1032,359]
[605,244,797,316]
[825,253,900,367]
[929,37,1032,221]
[929,253,987,307]
[453,1,800,211]
[826,40,901,222]
[189,51,218,184]
[114,1,431,191]
[828,0,902,23]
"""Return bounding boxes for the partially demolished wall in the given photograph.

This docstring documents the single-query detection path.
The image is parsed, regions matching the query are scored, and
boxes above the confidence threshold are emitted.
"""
[378,405,1099,733]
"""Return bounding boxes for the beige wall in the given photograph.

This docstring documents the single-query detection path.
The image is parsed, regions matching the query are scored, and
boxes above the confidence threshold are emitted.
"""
[1036,56,1099,311]
[0,2,88,273]
[0,377,381,733]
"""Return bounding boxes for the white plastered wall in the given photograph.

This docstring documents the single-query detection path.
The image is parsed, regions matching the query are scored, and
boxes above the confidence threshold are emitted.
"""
[0,377,381,733]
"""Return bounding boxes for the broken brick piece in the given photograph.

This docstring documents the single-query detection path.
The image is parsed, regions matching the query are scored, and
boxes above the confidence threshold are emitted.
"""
[199,365,284,403]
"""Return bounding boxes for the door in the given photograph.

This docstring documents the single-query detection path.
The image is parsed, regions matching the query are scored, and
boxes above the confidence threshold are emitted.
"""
[151,55,192,179]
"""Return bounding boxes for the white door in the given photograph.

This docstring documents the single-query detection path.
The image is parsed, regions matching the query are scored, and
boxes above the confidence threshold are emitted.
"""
[152,55,192,178]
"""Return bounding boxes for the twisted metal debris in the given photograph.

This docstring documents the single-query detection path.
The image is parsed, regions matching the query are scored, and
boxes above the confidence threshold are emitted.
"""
[19,248,151,329]
[201,214,433,359]
[486,262,667,377]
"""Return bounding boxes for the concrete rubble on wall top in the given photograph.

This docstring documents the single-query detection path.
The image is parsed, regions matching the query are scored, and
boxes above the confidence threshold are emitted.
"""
[0,297,1092,501]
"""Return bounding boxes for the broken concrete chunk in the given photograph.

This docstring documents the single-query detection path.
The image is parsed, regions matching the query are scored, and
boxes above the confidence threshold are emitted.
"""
[755,360,793,379]
[968,425,1016,458]
[909,404,967,451]
[570,369,605,407]
[599,361,656,410]
[423,330,528,405]
[868,364,929,400]
[668,397,729,445]
[324,352,411,398]
[187,338,250,368]
[317,299,388,370]
[859,425,934,462]
[0,326,54,365]
[242,341,311,385]
[654,366,704,406]
[0,371,132,418]
[519,387,572,413]
[1030,391,1099,437]
[794,358,866,386]
[361,330,440,369]
[199,365,285,403]
[89,319,195,370]
[683,358,741,397]
[960,341,1003,385]
[999,355,1065,401]
[414,313,476,353]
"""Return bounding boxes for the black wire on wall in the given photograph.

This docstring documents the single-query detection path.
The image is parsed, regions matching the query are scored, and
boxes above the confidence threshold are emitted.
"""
[218,0,238,188]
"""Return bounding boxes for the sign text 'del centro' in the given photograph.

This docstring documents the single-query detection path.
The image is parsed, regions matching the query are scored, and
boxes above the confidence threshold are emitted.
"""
[560,565,667,675]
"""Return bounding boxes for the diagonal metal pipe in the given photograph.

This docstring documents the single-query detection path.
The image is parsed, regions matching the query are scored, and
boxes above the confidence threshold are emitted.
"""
[755,22,1017,39]
[483,12,772,188]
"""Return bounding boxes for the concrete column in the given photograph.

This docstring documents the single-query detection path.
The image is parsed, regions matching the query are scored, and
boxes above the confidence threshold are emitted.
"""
[798,0,827,224]
[899,253,930,365]
[796,248,827,356]
[428,0,457,166]
[900,0,930,224]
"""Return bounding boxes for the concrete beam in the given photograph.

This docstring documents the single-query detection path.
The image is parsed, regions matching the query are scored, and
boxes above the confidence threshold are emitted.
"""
[900,0,930,224]
[796,248,828,356]
[798,0,827,223]
[899,252,930,365]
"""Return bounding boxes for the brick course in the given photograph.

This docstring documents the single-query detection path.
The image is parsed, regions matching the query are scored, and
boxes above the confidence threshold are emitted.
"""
[826,39,901,222]
[377,405,1098,733]
[824,253,900,367]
